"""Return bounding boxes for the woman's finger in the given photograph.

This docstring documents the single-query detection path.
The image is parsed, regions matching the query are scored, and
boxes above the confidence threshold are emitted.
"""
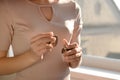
[64,50,82,58]
[62,39,71,53]
[31,43,53,57]
[31,32,54,43]
[63,46,82,56]
[66,42,78,50]
[63,39,69,48]
[31,36,56,47]
[64,52,82,63]
[64,56,80,63]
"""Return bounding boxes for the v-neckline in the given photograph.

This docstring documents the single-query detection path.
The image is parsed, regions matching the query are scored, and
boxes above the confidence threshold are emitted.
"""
[38,5,55,22]
[25,0,56,23]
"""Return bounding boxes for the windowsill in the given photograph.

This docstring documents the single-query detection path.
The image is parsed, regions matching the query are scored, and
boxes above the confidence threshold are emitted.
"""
[82,55,120,72]
[71,66,120,80]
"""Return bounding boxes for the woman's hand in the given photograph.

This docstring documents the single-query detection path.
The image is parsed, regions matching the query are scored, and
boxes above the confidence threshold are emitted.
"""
[62,39,82,68]
[62,15,82,68]
[30,32,57,60]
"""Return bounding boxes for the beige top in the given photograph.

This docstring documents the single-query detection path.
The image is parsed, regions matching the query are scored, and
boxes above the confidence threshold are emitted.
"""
[0,0,82,80]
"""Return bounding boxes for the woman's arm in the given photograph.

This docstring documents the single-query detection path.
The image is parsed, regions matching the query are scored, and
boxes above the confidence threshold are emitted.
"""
[62,1,83,68]
[0,32,56,75]
[0,1,57,75]
[0,50,40,75]
[62,38,82,68]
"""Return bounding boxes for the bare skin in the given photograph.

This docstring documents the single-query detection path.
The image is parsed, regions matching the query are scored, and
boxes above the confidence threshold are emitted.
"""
[62,16,83,68]
[0,32,56,75]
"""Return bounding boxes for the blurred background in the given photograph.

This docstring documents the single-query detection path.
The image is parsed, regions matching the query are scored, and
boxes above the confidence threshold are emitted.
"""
[76,0,120,59]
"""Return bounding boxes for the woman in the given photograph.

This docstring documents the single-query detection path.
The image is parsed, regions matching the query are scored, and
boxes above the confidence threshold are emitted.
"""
[0,0,83,80]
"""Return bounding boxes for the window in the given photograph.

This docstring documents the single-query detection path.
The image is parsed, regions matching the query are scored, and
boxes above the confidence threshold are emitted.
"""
[76,0,120,71]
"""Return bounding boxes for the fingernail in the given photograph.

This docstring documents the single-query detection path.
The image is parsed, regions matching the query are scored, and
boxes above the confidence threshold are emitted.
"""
[49,32,54,36]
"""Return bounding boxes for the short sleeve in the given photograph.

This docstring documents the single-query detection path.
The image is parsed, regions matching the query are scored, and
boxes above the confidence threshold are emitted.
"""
[0,1,13,51]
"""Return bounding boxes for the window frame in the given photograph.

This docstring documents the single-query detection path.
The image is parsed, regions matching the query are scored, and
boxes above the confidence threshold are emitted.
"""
[74,0,120,79]
[81,55,120,72]
[71,65,120,80]
[71,55,120,80]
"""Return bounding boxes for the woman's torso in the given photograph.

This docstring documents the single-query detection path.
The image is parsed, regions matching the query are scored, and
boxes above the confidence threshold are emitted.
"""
[3,0,79,80]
